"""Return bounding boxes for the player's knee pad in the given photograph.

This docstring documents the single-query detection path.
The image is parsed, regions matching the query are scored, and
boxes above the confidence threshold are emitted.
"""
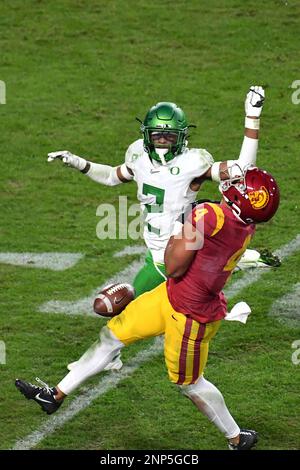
[180,375,225,407]
[99,326,124,353]
[179,374,205,397]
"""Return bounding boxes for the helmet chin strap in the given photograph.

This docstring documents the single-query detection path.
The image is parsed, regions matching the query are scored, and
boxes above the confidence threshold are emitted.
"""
[155,148,169,165]
[223,195,247,224]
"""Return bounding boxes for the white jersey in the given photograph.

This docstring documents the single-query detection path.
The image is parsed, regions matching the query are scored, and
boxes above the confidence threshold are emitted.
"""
[125,139,214,263]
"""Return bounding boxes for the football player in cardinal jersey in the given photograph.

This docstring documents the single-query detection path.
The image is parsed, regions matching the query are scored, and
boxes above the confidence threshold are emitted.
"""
[16,167,280,450]
[47,86,279,297]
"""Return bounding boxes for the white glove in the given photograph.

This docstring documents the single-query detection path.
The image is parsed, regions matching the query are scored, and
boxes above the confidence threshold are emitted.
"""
[47,150,87,171]
[245,86,265,117]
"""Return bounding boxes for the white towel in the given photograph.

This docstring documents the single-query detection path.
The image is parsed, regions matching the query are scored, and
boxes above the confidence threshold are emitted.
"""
[225,301,251,324]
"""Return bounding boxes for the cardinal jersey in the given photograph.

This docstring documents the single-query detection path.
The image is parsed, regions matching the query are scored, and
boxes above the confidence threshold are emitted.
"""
[167,202,255,323]
[125,139,214,263]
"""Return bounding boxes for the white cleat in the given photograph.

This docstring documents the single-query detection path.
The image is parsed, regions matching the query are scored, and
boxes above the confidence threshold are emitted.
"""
[236,249,261,271]
[236,248,281,271]
[104,355,123,371]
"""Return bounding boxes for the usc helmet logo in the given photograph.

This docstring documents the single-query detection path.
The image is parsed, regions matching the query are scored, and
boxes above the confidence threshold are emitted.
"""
[248,186,269,210]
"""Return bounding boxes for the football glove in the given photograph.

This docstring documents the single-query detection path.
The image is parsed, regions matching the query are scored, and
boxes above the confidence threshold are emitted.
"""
[47,150,87,171]
[245,86,265,117]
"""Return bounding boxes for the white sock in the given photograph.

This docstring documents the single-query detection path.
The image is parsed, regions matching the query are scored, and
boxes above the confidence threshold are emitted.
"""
[181,376,240,439]
[57,327,124,395]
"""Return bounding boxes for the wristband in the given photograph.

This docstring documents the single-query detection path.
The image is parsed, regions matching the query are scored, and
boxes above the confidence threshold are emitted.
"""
[119,163,134,180]
[211,162,221,182]
[245,117,260,130]
[80,161,91,174]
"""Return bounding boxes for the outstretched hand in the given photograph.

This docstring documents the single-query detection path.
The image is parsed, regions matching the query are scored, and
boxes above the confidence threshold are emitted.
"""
[47,151,87,171]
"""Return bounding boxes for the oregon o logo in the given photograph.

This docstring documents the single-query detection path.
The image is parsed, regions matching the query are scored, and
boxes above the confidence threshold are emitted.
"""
[249,186,269,209]
[170,166,180,175]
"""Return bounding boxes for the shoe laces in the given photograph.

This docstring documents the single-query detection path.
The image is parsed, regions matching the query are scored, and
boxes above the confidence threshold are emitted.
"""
[35,377,52,394]
[240,430,253,437]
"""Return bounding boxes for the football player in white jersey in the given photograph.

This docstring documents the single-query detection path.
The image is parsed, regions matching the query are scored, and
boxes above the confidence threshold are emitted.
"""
[48,86,280,297]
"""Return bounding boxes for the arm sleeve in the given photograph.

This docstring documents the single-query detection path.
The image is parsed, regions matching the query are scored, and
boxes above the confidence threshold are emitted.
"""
[83,141,136,186]
[85,162,124,186]
[211,136,258,182]
[237,135,258,168]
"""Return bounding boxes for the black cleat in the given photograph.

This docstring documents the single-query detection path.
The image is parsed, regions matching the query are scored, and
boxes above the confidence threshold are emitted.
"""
[15,377,63,415]
[228,429,258,450]
[258,249,281,267]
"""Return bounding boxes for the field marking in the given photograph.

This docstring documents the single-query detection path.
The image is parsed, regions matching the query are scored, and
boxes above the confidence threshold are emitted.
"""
[39,247,146,316]
[0,341,6,364]
[0,80,6,104]
[40,236,300,316]
[39,260,144,316]
[12,234,300,450]
[0,252,84,271]
[224,234,300,298]
[268,282,300,328]
[12,336,164,450]
[113,246,146,257]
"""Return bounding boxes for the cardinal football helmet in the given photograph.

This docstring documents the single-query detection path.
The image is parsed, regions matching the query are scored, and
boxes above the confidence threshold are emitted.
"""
[140,102,189,164]
[221,167,280,224]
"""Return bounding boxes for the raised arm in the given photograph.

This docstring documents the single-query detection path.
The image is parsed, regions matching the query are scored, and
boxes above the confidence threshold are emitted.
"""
[47,150,134,186]
[208,86,265,181]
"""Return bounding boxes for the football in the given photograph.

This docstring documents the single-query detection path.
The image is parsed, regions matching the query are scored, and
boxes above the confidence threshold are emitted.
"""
[93,282,135,317]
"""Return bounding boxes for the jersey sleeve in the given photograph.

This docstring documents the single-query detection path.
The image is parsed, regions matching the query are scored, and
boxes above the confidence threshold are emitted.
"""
[124,139,144,173]
[188,148,214,177]
[188,202,225,238]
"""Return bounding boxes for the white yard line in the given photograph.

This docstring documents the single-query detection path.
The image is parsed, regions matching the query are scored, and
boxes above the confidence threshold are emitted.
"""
[39,260,144,316]
[113,246,146,257]
[13,336,164,450]
[0,252,84,271]
[224,234,300,298]
[0,341,6,365]
[268,282,300,328]
[12,234,300,450]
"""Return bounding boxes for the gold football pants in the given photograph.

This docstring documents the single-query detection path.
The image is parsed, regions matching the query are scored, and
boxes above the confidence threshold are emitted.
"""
[108,282,221,385]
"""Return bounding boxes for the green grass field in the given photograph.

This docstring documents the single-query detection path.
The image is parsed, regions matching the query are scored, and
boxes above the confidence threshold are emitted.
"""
[1,0,300,450]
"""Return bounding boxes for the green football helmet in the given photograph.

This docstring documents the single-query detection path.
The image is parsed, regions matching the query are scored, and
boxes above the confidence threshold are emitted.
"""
[140,102,189,164]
